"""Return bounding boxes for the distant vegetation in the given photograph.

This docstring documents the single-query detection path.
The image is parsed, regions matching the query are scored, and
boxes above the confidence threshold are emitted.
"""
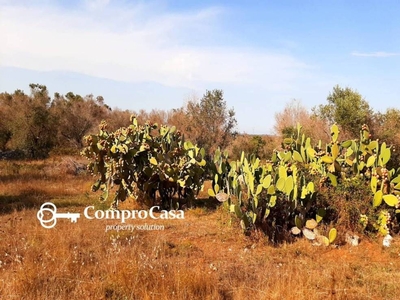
[1,83,399,163]
[2,83,400,242]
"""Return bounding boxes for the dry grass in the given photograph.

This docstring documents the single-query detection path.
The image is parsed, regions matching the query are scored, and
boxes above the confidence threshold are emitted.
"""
[1,158,400,300]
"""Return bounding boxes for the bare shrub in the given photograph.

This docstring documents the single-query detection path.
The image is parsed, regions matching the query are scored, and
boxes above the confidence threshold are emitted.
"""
[274,99,330,143]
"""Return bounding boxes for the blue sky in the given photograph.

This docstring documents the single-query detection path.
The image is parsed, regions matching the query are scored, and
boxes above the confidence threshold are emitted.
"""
[1,0,399,133]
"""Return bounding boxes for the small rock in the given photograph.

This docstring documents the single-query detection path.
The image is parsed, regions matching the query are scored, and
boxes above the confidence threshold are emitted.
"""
[383,234,393,247]
[345,233,360,246]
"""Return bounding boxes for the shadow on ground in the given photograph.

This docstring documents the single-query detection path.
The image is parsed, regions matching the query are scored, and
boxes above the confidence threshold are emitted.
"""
[0,194,88,215]
[0,189,52,215]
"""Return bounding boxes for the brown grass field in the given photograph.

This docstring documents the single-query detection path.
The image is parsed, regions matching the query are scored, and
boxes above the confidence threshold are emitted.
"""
[1,158,400,300]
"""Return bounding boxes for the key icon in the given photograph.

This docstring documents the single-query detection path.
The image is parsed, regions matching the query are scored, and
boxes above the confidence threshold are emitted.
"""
[37,202,81,229]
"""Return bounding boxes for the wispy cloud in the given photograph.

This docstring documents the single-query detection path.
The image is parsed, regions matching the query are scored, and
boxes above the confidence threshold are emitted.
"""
[0,0,309,92]
[351,51,400,57]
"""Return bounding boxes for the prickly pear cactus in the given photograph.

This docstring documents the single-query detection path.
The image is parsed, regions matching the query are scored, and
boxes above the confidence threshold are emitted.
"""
[208,124,328,243]
[81,117,207,209]
[209,123,400,242]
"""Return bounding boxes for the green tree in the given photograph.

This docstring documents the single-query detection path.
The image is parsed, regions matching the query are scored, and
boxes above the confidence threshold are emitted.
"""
[24,84,56,158]
[183,90,237,154]
[313,85,373,138]
[250,135,266,157]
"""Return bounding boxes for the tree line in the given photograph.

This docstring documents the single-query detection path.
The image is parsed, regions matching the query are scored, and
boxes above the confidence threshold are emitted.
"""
[0,84,238,158]
[1,83,399,166]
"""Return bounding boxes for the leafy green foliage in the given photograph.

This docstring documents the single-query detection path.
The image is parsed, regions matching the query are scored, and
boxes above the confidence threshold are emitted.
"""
[184,90,237,154]
[313,85,373,137]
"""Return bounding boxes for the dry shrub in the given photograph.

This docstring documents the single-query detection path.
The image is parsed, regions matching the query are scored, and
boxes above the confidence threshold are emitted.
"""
[226,134,279,160]
[274,99,330,143]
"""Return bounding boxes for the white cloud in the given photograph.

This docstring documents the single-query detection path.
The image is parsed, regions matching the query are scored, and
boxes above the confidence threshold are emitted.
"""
[351,51,400,57]
[0,0,310,92]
